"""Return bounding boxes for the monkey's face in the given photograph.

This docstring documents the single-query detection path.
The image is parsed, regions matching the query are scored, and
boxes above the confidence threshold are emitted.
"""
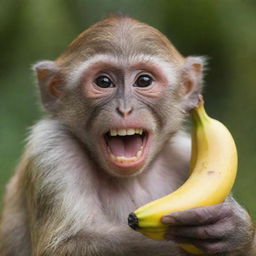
[62,54,186,177]
[34,17,203,178]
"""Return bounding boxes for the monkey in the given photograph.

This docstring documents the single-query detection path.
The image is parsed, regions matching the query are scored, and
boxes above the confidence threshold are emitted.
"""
[0,15,255,256]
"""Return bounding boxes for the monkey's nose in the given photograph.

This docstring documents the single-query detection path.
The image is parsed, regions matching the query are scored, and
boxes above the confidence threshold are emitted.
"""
[116,106,133,117]
[128,212,139,230]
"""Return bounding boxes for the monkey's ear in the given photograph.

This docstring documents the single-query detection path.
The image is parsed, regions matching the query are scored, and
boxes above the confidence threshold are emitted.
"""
[179,56,206,111]
[33,61,64,111]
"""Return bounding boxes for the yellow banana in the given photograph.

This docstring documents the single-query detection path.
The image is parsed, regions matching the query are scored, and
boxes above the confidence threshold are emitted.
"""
[128,96,238,255]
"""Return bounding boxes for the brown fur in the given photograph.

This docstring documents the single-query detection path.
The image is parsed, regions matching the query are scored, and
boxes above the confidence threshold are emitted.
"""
[1,16,254,256]
[55,15,184,71]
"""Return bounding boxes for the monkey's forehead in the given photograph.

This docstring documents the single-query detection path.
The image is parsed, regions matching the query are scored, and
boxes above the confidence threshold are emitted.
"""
[66,54,179,88]
[55,17,184,69]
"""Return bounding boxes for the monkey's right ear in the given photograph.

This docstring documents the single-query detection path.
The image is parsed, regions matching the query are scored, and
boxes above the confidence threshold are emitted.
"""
[33,61,64,111]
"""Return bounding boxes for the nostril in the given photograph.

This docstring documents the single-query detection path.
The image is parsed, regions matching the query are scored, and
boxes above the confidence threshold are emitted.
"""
[116,106,133,117]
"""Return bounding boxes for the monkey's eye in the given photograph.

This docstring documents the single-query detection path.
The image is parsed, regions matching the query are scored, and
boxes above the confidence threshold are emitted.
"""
[95,76,114,88]
[134,75,153,88]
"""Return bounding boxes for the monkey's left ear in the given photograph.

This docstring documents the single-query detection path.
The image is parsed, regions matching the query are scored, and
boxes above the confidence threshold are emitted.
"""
[179,56,206,111]
[33,61,64,111]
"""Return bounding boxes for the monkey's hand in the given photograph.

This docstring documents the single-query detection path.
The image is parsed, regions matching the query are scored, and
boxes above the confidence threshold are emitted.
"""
[161,197,256,255]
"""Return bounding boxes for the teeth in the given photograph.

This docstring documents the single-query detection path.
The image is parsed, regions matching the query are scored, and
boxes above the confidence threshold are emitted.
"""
[110,150,143,163]
[117,129,127,136]
[136,128,143,135]
[109,128,144,136]
[136,148,143,158]
[110,129,117,136]
[127,129,135,135]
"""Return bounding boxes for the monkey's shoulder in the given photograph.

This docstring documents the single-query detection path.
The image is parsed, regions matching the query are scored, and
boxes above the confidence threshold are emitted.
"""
[21,119,89,172]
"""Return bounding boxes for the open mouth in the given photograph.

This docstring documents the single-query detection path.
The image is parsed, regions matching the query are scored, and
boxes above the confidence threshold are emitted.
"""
[104,128,149,167]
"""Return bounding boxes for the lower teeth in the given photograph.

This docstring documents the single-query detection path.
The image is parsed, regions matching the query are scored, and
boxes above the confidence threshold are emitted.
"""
[110,148,143,163]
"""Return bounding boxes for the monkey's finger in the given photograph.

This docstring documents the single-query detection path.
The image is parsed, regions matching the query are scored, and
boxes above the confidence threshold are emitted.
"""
[192,239,231,255]
[161,203,232,226]
[165,220,233,240]
[167,236,230,255]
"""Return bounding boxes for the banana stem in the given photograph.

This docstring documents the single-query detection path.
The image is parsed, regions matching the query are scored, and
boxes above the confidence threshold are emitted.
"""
[191,95,211,126]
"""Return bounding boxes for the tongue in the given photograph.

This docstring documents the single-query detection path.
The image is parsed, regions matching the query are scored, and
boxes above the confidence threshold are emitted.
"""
[108,135,143,157]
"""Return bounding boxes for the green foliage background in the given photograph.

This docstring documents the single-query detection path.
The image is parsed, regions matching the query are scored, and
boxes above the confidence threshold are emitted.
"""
[1,0,256,218]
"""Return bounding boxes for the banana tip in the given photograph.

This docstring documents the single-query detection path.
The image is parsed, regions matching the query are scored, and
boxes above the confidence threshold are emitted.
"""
[128,212,139,230]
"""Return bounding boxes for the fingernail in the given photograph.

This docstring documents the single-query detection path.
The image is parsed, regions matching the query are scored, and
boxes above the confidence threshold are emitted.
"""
[161,216,175,224]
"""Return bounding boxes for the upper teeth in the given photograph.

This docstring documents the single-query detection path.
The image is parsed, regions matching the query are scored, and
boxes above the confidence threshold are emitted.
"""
[109,128,143,136]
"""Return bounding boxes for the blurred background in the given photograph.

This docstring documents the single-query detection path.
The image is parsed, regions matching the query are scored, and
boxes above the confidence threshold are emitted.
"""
[0,0,256,217]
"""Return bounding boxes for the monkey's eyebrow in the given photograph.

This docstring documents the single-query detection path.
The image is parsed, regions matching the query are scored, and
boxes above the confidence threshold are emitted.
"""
[68,54,178,88]
[68,54,119,87]
[129,55,178,85]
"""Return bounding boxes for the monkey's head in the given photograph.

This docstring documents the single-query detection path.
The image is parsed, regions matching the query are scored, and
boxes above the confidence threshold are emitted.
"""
[34,16,204,177]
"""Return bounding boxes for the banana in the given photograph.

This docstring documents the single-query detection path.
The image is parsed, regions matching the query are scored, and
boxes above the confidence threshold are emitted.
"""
[127,96,238,254]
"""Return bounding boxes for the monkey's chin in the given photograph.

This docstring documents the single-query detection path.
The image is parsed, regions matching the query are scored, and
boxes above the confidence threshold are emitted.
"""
[100,161,145,177]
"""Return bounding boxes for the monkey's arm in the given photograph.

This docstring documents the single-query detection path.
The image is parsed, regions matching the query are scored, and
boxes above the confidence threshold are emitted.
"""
[38,227,187,256]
